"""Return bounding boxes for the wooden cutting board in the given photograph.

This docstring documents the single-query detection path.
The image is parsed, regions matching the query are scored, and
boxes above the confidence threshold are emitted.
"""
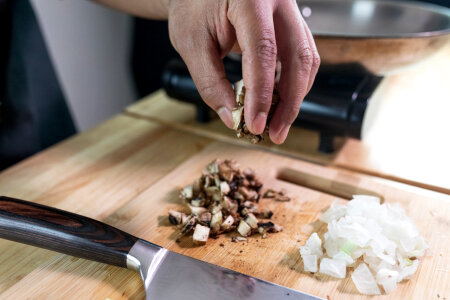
[0,139,448,299]
[95,143,449,298]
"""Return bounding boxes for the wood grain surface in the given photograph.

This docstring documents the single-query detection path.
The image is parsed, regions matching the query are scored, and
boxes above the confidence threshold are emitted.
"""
[100,142,449,300]
[0,115,448,299]
[0,115,211,299]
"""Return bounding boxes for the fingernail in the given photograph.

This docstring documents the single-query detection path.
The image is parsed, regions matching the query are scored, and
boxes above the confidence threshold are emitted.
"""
[217,106,233,129]
[275,125,290,144]
[251,112,267,134]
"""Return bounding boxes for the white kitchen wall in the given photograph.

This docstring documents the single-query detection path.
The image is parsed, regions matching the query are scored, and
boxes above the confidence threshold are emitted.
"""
[30,0,136,131]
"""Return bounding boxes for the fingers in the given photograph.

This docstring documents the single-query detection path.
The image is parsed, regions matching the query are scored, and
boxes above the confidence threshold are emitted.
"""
[167,0,237,129]
[269,0,320,144]
[227,0,277,135]
[180,40,236,129]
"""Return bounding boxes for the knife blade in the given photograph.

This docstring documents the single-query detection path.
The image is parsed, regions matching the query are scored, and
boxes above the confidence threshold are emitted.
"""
[0,196,322,300]
[128,240,320,299]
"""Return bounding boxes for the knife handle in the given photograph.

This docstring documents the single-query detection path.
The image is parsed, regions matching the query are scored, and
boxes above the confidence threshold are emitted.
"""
[0,196,138,268]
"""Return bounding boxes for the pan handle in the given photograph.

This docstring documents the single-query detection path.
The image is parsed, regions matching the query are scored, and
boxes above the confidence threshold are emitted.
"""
[0,196,138,268]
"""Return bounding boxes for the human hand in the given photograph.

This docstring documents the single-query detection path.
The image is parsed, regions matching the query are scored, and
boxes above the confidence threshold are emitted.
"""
[168,0,319,144]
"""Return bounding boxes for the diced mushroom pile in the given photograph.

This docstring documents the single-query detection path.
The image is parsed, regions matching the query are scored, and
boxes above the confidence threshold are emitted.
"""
[168,159,288,245]
[232,80,279,144]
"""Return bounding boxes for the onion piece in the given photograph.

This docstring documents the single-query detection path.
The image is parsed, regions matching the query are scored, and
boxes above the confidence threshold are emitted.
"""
[319,258,346,278]
[333,251,354,266]
[376,268,399,294]
[299,194,428,295]
[351,263,381,295]
[303,255,318,273]
[299,232,323,256]
[398,259,419,282]
[319,200,346,223]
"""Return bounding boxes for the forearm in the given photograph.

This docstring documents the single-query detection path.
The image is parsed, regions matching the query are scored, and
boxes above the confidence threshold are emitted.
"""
[94,0,169,20]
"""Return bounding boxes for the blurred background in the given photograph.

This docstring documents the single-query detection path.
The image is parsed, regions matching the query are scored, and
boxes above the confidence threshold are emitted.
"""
[0,0,449,170]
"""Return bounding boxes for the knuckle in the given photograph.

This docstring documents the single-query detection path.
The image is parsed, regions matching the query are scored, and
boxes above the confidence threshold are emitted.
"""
[262,93,274,105]
[255,35,277,64]
[312,51,321,69]
[295,39,314,67]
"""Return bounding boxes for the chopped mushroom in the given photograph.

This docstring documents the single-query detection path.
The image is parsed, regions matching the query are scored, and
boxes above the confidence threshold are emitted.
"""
[232,236,247,242]
[199,212,212,226]
[211,204,222,215]
[232,107,244,131]
[193,224,210,245]
[190,198,205,207]
[271,223,284,233]
[240,187,258,201]
[167,159,285,245]
[180,216,197,235]
[237,220,252,237]
[231,80,279,144]
[263,189,277,198]
[219,181,230,196]
[180,185,194,201]
[245,213,259,229]
[221,215,235,231]
[263,188,291,202]
[210,211,223,233]
[218,163,234,182]
[189,205,208,216]
[205,160,219,174]
[180,214,190,225]
[222,196,238,215]
[205,186,220,201]
[258,221,283,233]
[243,168,255,179]
[168,209,185,225]
[254,209,273,219]
[276,195,291,202]
[242,201,259,214]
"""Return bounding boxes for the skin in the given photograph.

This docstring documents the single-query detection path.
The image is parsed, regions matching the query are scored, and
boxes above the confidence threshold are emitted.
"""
[95,0,320,144]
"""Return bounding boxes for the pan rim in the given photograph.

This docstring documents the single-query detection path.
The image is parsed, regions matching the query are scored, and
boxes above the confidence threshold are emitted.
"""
[300,0,450,39]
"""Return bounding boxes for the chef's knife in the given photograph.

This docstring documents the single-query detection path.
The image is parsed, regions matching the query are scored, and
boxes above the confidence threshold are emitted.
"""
[0,196,321,300]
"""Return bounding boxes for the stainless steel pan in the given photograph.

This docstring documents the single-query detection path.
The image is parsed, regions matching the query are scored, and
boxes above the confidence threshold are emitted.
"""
[298,0,450,75]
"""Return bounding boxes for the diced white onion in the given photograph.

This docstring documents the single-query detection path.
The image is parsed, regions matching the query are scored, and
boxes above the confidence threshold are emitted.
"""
[332,251,354,266]
[319,258,346,278]
[351,263,381,295]
[303,254,318,273]
[398,259,419,282]
[376,268,399,294]
[299,232,323,256]
[298,195,427,295]
[319,200,346,223]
